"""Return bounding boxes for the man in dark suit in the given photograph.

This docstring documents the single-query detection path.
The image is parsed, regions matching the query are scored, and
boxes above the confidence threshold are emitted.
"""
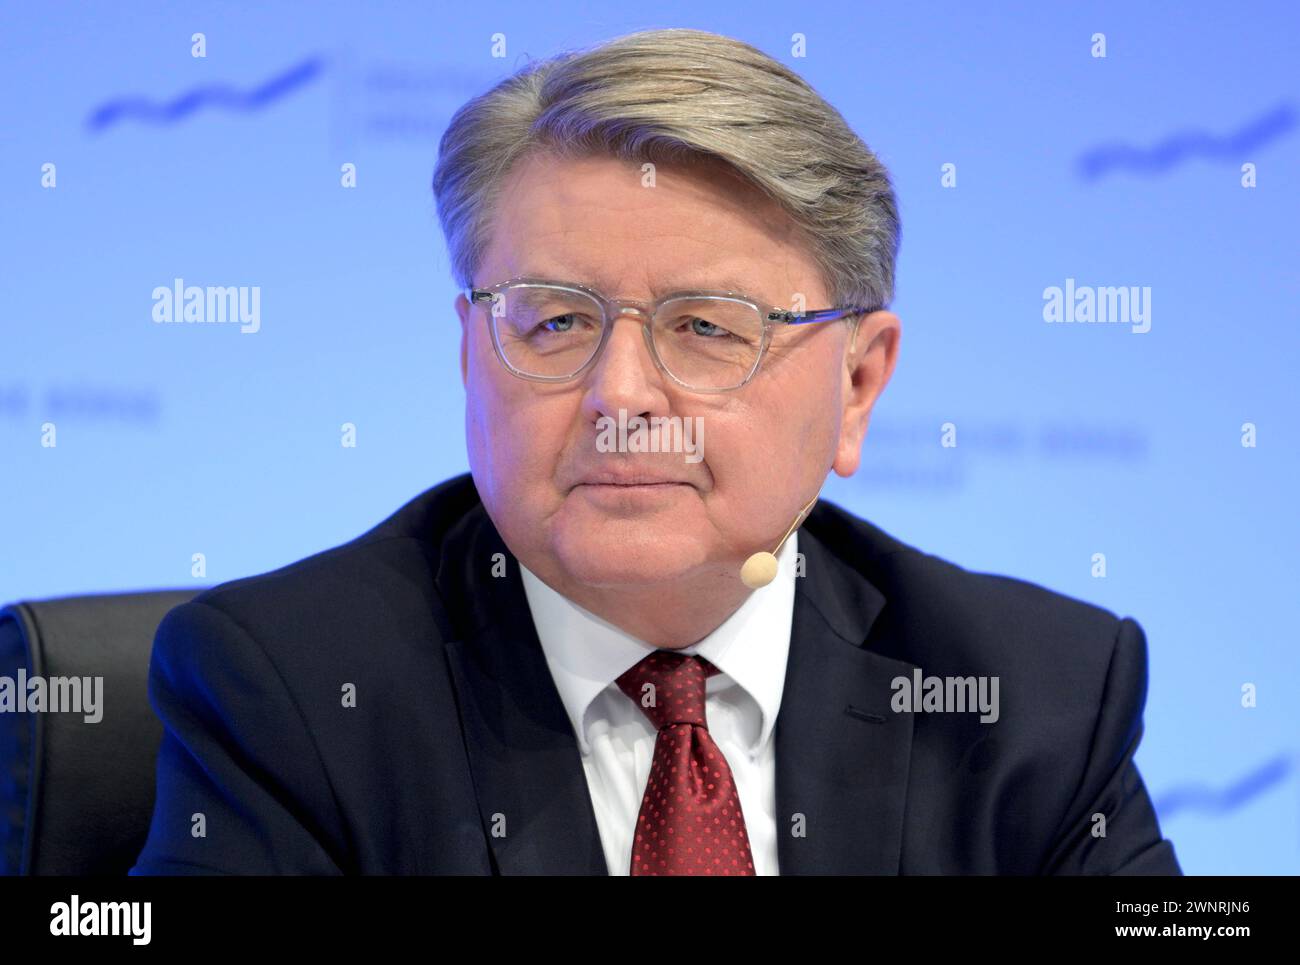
[130,26,1180,875]
[129,471,1178,874]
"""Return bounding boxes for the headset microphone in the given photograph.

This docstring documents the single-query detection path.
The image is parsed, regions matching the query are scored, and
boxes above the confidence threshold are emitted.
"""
[739,493,819,589]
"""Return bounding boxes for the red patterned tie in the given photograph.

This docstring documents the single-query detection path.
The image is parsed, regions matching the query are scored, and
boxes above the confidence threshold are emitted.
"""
[615,650,756,875]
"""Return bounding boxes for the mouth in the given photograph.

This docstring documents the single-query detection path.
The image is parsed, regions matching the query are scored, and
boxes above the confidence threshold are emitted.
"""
[573,475,691,489]
[570,480,693,505]
[573,481,690,492]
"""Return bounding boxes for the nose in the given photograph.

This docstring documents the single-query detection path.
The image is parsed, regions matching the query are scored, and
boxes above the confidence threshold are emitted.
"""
[580,309,669,424]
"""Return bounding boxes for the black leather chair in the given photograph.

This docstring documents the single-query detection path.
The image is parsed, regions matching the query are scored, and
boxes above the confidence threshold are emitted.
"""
[0,590,198,875]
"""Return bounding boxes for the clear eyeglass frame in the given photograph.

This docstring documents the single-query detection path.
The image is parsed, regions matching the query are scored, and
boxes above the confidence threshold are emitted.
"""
[466,276,877,394]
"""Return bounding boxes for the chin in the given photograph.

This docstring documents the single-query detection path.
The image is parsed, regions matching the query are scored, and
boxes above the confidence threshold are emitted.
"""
[550,517,711,588]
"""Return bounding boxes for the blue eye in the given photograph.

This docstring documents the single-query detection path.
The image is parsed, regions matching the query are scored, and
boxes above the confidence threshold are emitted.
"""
[689,317,741,340]
[541,314,577,333]
[534,313,600,335]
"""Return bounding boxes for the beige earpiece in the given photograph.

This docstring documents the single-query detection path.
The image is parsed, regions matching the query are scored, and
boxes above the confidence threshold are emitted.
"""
[740,492,819,589]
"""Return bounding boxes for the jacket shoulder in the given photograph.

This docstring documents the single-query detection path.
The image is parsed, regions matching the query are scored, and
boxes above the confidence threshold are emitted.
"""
[809,500,1172,873]
[810,498,1126,651]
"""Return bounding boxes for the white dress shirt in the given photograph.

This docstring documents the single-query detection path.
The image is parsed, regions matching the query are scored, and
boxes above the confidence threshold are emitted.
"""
[519,531,798,876]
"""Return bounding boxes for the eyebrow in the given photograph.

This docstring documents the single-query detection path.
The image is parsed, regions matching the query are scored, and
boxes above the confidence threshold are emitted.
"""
[519,269,776,302]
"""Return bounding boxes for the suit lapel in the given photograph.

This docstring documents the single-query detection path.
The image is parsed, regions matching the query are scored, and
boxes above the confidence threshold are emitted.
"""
[775,517,919,874]
[438,504,608,875]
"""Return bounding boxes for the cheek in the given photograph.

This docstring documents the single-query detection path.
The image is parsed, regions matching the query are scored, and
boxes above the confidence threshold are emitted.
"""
[465,333,525,499]
[465,328,513,447]
[698,380,841,532]
[797,355,849,461]
[704,397,826,490]
[466,346,572,489]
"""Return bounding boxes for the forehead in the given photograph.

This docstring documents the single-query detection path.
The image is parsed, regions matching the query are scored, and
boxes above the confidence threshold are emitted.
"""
[480,150,827,304]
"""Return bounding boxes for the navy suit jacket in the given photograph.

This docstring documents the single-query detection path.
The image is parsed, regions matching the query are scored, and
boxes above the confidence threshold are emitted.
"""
[129,472,1181,875]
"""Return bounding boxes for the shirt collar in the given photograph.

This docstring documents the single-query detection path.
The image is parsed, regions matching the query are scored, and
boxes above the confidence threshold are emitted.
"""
[521,531,798,758]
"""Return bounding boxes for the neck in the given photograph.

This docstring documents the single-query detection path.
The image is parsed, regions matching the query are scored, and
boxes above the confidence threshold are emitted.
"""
[532,559,757,650]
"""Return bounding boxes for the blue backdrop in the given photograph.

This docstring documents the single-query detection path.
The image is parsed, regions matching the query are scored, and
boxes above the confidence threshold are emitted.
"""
[2,1,1296,874]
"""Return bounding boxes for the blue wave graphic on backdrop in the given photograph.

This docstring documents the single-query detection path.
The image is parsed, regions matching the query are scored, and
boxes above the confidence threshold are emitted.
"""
[87,57,325,132]
[1154,753,1292,819]
[1078,102,1296,180]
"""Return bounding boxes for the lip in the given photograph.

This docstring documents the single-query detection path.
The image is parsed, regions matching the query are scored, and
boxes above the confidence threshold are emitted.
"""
[575,482,687,490]
[574,474,690,488]
[573,481,690,506]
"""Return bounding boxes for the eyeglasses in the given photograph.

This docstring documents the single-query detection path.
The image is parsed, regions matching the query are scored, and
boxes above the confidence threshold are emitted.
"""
[466,277,876,393]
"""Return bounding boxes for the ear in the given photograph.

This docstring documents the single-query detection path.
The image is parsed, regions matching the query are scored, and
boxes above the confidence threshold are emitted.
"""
[455,292,471,390]
[832,310,901,477]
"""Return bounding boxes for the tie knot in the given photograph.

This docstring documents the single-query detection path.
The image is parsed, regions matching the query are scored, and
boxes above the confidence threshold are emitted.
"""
[615,650,718,731]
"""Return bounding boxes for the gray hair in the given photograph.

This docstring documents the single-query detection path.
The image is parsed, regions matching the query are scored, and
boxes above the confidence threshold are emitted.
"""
[432,27,900,313]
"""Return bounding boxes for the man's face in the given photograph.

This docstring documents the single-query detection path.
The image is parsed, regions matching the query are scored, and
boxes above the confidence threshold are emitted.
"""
[455,150,897,592]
